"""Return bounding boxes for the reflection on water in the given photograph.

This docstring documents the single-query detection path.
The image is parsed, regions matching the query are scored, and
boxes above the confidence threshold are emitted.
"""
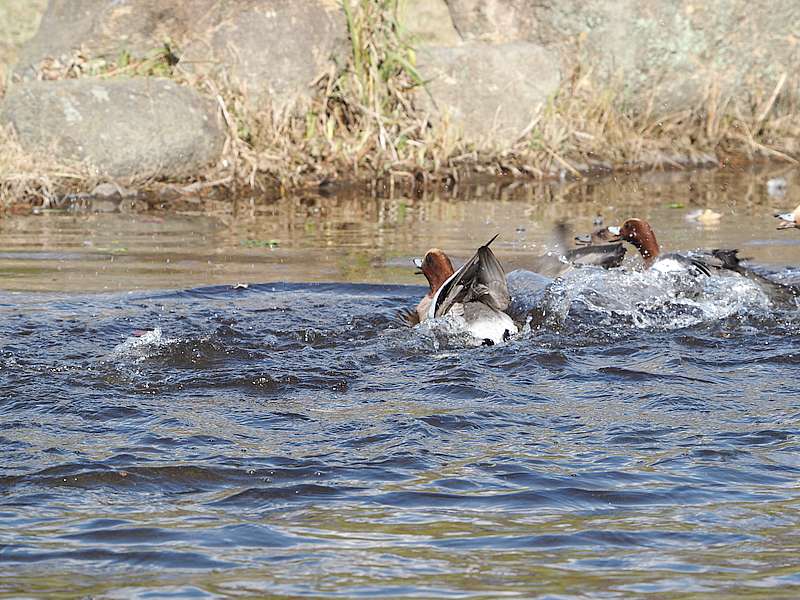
[2,166,800,599]
[0,165,799,291]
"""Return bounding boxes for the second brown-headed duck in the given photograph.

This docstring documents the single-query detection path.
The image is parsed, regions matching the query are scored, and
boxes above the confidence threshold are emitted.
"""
[607,218,711,276]
[413,235,518,345]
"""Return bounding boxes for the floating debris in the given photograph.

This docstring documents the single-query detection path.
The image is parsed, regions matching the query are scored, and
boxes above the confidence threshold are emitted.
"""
[685,208,722,225]
[767,177,788,198]
[241,239,280,248]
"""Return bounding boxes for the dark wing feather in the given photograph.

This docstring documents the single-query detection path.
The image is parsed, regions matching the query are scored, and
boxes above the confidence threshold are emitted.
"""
[689,258,712,277]
[473,243,511,310]
[433,252,480,317]
[433,234,509,317]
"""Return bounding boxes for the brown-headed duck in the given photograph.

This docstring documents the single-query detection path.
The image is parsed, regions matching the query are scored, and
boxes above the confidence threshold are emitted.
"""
[775,204,800,230]
[412,235,518,345]
[607,218,711,276]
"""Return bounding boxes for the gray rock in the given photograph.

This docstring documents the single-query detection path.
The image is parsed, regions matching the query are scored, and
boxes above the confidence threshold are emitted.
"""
[92,182,136,199]
[445,0,539,44]
[397,0,461,45]
[442,0,800,111]
[14,0,346,106]
[185,1,346,105]
[416,42,561,144]
[572,0,800,110]
[1,78,224,179]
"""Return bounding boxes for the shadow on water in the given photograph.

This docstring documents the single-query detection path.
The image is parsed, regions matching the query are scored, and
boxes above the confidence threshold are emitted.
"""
[1,167,800,598]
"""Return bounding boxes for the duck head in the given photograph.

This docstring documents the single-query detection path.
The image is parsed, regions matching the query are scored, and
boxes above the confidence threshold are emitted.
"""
[414,248,455,322]
[414,248,455,295]
[607,218,661,266]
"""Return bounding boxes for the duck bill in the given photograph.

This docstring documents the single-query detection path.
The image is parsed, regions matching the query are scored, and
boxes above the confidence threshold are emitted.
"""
[606,226,622,241]
[776,221,796,230]
[413,257,424,274]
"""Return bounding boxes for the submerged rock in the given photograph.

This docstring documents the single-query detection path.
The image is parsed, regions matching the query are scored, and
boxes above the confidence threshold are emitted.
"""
[1,78,223,179]
[416,42,561,144]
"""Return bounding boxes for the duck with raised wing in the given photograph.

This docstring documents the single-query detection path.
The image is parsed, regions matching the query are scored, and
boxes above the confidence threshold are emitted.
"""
[607,218,712,276]
[775,204,800,230]
[412,235,518,345]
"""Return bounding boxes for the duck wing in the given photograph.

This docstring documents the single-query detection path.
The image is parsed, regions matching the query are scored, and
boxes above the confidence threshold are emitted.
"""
[431,234,511,318]
[670,252,713,276]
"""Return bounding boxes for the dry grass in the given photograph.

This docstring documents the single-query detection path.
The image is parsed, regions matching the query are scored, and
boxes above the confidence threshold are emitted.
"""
[1,0,799,207]
[0,126,98,210]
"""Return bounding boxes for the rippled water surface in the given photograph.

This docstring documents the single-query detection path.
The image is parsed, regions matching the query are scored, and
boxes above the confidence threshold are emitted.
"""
[3,167,800,598]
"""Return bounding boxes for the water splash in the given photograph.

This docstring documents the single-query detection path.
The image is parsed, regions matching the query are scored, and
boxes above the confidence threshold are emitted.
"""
[537,266,772,331]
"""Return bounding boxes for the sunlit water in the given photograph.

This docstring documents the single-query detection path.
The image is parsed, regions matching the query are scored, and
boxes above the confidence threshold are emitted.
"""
[2,166,800,598]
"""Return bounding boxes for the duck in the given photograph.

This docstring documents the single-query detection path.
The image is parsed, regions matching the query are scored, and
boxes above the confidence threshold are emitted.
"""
[775,204,800,230]
[548,222,626,271]
[412,235,518,345]
[570,227,626,269]
[607,218,712,276]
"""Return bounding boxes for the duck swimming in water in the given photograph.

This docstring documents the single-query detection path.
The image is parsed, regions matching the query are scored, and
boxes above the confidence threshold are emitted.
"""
[775,204,800,230]
[607,218,712,276]
[547,222,626,271]
[412,235,518,345]
[570,226,626,269]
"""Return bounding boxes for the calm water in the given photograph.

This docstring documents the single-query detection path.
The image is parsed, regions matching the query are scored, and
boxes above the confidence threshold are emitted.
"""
[2,167,800,599]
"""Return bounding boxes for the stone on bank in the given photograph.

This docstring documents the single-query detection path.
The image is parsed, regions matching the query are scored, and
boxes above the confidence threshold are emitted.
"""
[415,42,561,144]
[1,78,224,179]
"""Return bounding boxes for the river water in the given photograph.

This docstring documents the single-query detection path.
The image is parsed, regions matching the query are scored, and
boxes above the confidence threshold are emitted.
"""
[2,166,800,598]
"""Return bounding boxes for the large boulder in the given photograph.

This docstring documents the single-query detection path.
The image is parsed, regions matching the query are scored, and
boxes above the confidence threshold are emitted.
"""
[444,0,540,44]
[0,0,46,84]
[416,42,561,144]
[442,0,800,110]
[397,0,460,46]
[182,2,346,105]
[13,0,346,106]
[1,78,224,179]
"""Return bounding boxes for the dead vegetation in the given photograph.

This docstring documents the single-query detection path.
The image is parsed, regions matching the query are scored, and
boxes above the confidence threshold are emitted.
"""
[1,0,799,209]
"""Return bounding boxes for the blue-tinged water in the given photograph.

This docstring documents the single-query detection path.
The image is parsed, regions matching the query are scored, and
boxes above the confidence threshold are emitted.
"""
[2,264,800,598]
